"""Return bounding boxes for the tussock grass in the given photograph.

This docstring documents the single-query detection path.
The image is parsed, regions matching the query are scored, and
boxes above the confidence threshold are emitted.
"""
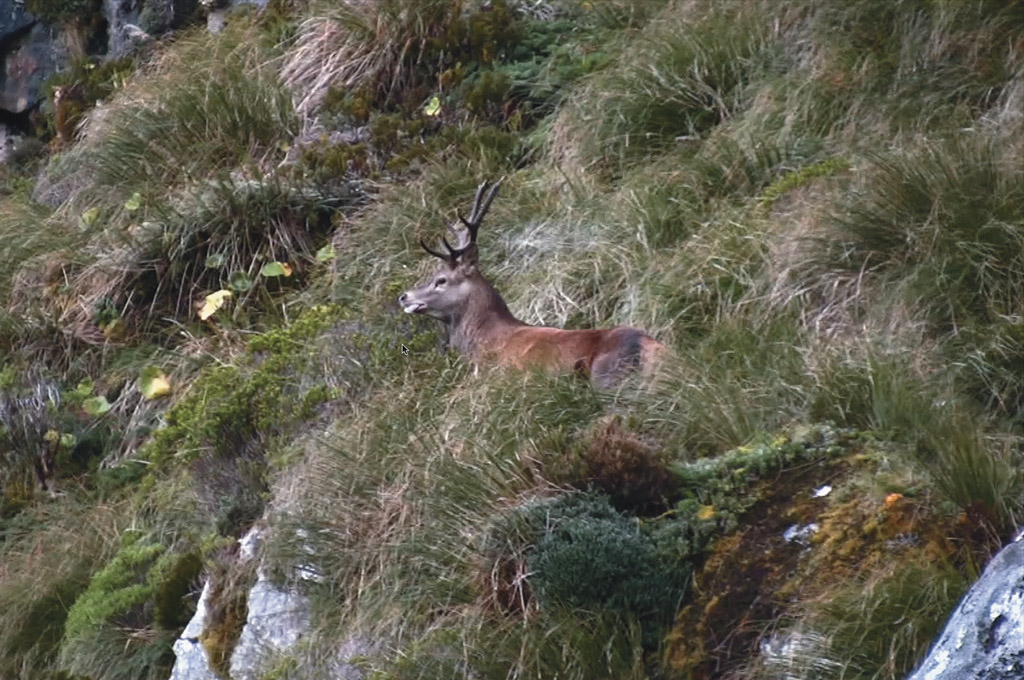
[552,3,780,172]
[71,22,295,209]
[760,561,968,680]
[282,0,517,116]
[0,497,125,676]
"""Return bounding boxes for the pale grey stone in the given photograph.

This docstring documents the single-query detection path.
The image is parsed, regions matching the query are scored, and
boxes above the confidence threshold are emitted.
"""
[907,536,1024,680]
[168,581,221,680]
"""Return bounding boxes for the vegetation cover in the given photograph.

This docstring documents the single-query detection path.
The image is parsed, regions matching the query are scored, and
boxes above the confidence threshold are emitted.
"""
[1,0,1022,678]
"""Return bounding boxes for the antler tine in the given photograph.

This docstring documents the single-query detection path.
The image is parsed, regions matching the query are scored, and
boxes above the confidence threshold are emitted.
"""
[424,178,506,260]
[466,181,490,223]
[457,177,505,238]
[474,177,504,224]
[419,238,454,263]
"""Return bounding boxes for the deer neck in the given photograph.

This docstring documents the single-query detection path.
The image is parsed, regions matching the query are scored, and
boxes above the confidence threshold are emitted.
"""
[448,279,524,359]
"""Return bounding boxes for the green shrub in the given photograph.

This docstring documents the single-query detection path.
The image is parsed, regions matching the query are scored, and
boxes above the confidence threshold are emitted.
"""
[56,532,194,680]
[62,534,166,642]
[526,493,686,618]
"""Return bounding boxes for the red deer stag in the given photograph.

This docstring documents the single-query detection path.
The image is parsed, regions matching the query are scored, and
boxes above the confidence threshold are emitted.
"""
[399,179,663,387]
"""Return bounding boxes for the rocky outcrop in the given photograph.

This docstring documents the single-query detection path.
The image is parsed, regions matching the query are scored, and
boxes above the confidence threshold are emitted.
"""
[0,19,65,115]
[168,581,221,680]
[0,0,36,43]
[168,527,368,680]
[907,535,1024,680]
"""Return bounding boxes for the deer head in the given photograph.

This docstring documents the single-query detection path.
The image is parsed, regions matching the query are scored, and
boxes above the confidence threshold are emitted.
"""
[399,179,505,324]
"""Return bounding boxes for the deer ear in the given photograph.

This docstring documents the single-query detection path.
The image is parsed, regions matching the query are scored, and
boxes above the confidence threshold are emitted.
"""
[455,243,479,269]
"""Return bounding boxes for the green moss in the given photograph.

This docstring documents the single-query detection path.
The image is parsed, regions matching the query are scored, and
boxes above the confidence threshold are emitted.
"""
[153,552,202,630]
[62,534,166,642]
[462,70,512,120]
[293,141,368,185]
[148,305,345,465]
[321,86,373,126]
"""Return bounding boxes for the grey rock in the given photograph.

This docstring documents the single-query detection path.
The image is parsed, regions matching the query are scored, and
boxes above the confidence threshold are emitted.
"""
[205,0,271,36]
[907,536,1024,680]
[0,122,20,164]
[167,527,320,680]
[0,21,65,113]
[334,636,372,680]
[103,0,143,58]
[228,573,312,679]
[168,581,221,680]
[0,0,35,44]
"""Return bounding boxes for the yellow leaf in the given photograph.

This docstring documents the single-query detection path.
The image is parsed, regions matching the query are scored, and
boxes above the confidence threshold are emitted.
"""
[260,261,293,277]
[697,505,715,521]
[199,290,232,320]
[424,95,441,117]
[139,367,171,400]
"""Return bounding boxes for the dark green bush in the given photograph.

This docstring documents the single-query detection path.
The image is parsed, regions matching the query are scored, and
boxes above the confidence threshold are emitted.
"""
[528,494,686,617]
[485,493,688,624]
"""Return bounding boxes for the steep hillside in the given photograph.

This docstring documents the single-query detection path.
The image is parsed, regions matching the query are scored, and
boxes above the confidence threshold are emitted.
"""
[1,1,1022,679]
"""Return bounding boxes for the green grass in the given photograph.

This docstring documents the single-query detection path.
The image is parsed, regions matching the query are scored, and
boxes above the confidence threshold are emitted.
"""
[766,561,969,680]
[1,0,1023,678]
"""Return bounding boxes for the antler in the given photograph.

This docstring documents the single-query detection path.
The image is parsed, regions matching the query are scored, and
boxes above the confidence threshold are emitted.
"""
[420,178,504,264]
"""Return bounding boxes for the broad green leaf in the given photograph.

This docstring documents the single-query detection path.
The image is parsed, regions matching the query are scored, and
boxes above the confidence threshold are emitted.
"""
[260,261,293,278]
[205,253,226,268]
[60,433,77,449]
[81,207,101,226]
[199,289,232,320]
[73,379,94,398]
[316,244,336,263]
[139,367,171,400]
[124,192,142,212]
[83,396,112,416]
[228,272,252,292]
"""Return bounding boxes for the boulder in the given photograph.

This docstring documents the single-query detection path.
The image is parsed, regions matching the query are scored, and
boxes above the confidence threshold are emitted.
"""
[907,535,1024,680]
[228,572,312,679]
[0,22,65,114]
[0,0,35,44]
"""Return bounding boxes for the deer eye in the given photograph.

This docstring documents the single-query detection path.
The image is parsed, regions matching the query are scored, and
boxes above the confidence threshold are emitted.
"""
[435,277,447,287]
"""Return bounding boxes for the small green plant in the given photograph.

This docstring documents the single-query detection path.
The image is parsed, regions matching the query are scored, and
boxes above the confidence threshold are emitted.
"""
[759,157,850,211]
[62,534,166,642]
